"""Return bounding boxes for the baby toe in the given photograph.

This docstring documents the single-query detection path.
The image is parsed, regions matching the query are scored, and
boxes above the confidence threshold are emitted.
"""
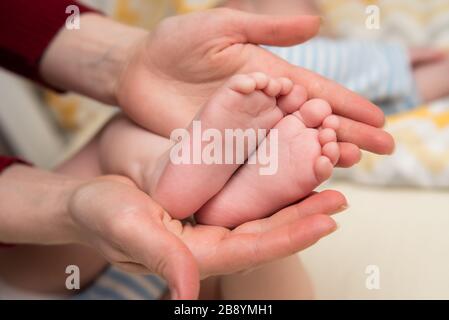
[322,115,340,131]
[278,77,294,95]
[250,72,270,90]
[299,99,332,128]
[318,128,337,146]
[228,74,257,94]
[264,78,283,97]
[322,142,340,166]
[277,85,308,115]
[314,156,333,183]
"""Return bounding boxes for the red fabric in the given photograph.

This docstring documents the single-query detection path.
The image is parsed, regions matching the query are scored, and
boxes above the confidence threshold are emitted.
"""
[0,1,100,247]
[0,0,99,89]
[0,156,29,172]
[0,156,31,248]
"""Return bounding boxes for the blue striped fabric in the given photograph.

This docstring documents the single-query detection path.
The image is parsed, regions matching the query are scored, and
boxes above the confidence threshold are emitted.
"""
[73,267,167,300]
[265,38,421,114]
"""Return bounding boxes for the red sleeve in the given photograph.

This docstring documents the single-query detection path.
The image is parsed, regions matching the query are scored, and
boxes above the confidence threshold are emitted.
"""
[0,156,31,248]
[0,156,29,172]
[0,0,100,89]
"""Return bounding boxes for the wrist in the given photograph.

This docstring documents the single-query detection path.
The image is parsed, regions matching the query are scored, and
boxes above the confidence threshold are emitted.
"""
[40,13,147,105]
[54,175,87,245]
[0,165,86,245]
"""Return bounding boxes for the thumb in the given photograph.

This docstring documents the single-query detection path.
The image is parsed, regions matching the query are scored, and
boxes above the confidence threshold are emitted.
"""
[228,10,321,46]
[128,215,200,300]
[147,223,200,300]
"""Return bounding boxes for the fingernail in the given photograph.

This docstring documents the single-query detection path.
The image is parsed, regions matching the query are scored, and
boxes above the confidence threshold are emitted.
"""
[324,221,338,235]
[336,204,349,213]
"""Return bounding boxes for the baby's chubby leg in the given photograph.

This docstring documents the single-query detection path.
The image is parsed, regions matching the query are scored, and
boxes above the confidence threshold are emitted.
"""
[98,116,173,190]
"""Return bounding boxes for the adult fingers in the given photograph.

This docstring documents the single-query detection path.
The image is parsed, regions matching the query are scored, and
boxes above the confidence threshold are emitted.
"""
[234,190,347,234]
[205,214,336,276]
[335,116,395,155]
[336,142,362,168]
[287,66,386,128]
[228,10,321,46]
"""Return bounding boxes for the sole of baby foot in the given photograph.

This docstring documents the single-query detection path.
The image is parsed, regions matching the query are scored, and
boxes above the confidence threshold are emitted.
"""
[149,74,308,220]
[195,104,340,228]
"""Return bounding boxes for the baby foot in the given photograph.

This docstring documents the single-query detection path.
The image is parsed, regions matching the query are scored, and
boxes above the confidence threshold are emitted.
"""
[149,73,307,220]
[195,98,340,228]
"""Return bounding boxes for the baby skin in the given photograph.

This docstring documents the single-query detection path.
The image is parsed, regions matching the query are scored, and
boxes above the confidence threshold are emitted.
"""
[99,73,340,228]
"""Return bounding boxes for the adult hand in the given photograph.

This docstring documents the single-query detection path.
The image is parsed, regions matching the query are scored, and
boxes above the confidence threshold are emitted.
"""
[41,10,394,168]
[0,159,345,300]
[68,176,347,300]
[116,8,394,166]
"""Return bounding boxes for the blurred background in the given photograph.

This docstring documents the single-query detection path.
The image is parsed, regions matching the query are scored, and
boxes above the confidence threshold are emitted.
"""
[1,0,449,299]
